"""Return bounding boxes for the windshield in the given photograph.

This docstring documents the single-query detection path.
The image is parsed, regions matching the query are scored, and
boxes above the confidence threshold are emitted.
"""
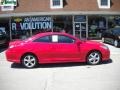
[112,28,120,35]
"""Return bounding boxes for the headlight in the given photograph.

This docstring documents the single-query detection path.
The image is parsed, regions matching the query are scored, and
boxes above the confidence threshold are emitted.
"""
[100,45,109,50]
[9,45,15,49]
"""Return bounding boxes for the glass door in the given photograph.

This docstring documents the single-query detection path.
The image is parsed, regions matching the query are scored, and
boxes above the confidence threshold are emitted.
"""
[74,22,87,39]
[81,23,87,38]
[74,23,81,38]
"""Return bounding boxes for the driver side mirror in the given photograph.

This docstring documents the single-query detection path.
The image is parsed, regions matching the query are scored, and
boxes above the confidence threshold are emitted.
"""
[76,41,82,46]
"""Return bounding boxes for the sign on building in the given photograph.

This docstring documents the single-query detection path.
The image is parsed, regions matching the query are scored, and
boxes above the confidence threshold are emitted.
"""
[11,16,53,30]
[0,0,17,11]
[74,15,86,22]
[0,0,17,6]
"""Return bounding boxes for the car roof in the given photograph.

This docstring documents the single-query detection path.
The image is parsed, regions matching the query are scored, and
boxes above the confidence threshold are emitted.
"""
[35,32,73,37]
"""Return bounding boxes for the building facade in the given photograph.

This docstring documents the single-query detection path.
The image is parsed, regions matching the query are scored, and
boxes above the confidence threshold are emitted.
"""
[0,0,120,40]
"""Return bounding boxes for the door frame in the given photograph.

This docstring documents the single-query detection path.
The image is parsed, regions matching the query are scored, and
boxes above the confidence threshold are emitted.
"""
[73,15,88,39]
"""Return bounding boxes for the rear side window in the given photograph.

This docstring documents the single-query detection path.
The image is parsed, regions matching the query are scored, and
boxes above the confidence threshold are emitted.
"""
[33,36,51,42]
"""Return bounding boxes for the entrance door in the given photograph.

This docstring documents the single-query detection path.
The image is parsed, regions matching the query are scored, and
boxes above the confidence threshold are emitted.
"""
[74,22,87,39]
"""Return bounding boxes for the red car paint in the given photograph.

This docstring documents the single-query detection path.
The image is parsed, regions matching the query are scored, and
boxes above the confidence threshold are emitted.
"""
[6,32,110,66]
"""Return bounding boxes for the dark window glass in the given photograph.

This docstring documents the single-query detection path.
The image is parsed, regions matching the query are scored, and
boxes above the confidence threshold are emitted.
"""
[74,15,86,22]
[112,28,120,35]
[58,35,74,43]
[0,30,6,36]
[33,36,51,42]
[53,0,60,6]
[0,30,2,35]
[101,0,108,6]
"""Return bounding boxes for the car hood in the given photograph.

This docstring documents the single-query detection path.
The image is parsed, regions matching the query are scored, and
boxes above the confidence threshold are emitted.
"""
[9,39,24,46]
[83,40,103,46]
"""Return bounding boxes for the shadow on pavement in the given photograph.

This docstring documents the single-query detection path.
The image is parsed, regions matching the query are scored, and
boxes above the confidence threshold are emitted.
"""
[11,59,113,69]
[11,62,87,69]
[99,59,113,65]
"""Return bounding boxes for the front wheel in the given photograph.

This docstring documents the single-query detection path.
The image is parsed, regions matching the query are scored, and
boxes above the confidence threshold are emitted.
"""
[22,54,38,68]
[87,51,101,65]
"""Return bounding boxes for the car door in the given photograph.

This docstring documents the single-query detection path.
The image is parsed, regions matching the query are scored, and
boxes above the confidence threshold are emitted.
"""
[104,30,113,43]
[107,29,117,44]
[33,35,56,63]
[51,35,81,62]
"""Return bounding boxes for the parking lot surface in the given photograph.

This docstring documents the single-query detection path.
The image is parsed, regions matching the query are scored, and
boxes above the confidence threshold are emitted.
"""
[0,44,120,90]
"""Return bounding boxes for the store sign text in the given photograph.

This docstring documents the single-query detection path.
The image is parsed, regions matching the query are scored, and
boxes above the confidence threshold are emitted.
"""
[11,17,53,30]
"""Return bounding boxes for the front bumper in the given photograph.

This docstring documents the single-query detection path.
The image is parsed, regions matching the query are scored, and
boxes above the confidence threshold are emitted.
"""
[102,48,110,61]
[6,50,21,63]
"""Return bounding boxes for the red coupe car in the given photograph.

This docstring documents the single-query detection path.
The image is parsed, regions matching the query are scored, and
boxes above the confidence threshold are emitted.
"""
[6,32,110,68]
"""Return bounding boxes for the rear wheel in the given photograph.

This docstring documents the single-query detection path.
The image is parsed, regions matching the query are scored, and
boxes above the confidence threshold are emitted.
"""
[22,54,38,68]
[87,51,101,65]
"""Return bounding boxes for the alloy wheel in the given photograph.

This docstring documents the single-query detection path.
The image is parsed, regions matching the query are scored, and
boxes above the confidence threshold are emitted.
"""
[87,51,101,65]
[22,54,37,68]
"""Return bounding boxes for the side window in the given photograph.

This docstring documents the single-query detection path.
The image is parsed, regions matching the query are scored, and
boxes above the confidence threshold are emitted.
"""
[33,36,51,42]
[50,0,63,9]
[97,0,110,9]
[112,29,120,35]
[58,35,74,43]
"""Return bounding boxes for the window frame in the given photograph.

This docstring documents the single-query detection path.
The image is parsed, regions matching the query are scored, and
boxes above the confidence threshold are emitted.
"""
[97,0,110,9]
[33,34,75,44]
[50,0,63,9]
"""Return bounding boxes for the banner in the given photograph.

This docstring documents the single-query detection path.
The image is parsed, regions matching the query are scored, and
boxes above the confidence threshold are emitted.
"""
[11,16,53,30]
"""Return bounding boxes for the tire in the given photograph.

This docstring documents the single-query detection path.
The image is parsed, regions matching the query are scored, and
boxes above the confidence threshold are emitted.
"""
[87,51,101,65]
[114,40,118,47]
[22,54,38,68]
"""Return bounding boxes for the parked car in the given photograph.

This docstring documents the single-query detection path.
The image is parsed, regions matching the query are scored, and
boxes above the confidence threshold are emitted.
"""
[0,29,9,47]
[102,27,120,47]
[6,32,110,68]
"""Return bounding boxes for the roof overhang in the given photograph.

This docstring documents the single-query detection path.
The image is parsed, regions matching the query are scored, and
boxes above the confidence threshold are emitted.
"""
[0,11,120,18]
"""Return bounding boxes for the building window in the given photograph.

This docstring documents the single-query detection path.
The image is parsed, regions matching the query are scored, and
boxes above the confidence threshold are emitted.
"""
[50,0,63,9]
[97,0,110,9]
[53,0,60,6]
[101,0,108,5]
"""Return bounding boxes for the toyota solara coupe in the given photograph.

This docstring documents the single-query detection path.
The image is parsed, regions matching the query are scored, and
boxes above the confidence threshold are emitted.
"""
[6,32,110,68]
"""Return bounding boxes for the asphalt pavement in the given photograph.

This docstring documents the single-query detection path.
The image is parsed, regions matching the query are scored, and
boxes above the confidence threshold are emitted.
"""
[0,43,120,90]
